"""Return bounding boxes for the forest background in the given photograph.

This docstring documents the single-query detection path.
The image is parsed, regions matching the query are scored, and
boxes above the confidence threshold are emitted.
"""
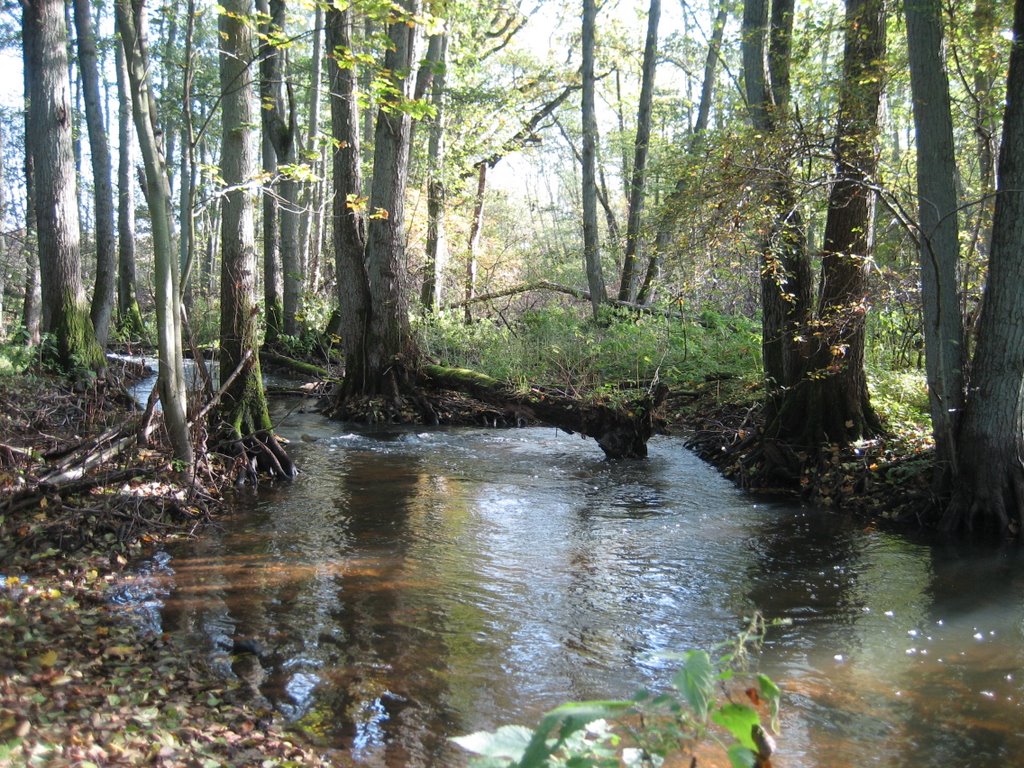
[0,0,1021,534]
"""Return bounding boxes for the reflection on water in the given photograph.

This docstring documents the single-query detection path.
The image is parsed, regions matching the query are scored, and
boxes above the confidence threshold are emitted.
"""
[151,409,1024,767]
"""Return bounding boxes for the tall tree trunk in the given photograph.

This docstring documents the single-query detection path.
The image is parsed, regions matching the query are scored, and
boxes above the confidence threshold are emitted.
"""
[114,36,142,335]
[905,0,965,494]
[637,1,726,305]
[363,0,419,397]
[21,41,41,345]
[360,15,375,182]
[24,0,104,374]
[0,122,6,340]
[74,0,116,350]
[421,31,449,312]
[257,0,285,341]
[178,0,197,310]
[581,0,607,317]
[326,5,370,393]
[742,0,812,422]
[618,0,660,303]
[116,0,192,463]
[942,0,1024,536]
[159,11,178,197]
[269,0,302,336]
[298,4,324,296]
[465,163,486,324]
[218,0,273,439]
[773,0,885,447]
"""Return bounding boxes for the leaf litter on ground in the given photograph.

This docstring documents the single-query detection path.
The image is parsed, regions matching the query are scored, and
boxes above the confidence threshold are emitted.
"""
[0,370,338,767]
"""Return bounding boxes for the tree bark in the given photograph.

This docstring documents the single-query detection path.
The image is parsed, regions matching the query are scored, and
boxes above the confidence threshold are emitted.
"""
[218,0,275,442]
[421,31,449,312]
[116,0,192,463]
[618,0,660,303]
[298,4,324,296]
[363,0,419,396]
[178,0,198,310]
[74,0,116,350]
[114,34,143,336]
[256,0,284,342]
[271,0,302,337]
[905,0,965,494]
[742,0,812,421]
[772,0,885,448]
[24,0,104,374]
[326,5,370,393]
[20,42,41,345]
[464,162,487,324]
[422,364,668,459]
[943,0,1024,536]
[581,0,607,318]
[638,1,727,305]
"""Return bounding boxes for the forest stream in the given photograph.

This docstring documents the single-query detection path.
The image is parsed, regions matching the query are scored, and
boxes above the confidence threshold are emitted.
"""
[119,394,1024,767]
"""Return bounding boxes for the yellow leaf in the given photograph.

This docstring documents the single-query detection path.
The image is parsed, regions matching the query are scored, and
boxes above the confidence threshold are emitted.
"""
[105,645,136,658]
[37,650,58,668]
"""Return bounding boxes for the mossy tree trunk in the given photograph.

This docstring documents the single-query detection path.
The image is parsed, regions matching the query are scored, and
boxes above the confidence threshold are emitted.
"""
[581,0,607,318]
[218,0,274,442]
[24,0,104,374]
[327,0,420,411]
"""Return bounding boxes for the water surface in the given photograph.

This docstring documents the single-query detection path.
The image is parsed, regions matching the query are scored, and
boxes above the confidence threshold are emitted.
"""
[145,406,1024,766]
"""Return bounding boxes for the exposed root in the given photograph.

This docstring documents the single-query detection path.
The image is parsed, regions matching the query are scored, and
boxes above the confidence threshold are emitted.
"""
[221,430,298,485]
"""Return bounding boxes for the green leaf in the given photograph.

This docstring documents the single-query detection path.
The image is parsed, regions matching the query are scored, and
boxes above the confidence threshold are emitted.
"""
[726,743,758,768]
[758,673,782,732]
[711,704,759,750]
[451,725,533,761]
[517,701,631,768]
[672,650,714,721]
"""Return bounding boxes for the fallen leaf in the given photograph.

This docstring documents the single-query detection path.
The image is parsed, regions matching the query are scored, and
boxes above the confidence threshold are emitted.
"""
[37,650,58,668]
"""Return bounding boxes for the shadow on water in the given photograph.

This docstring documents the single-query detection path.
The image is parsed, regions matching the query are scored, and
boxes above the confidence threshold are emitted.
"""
[145,406,1024,767]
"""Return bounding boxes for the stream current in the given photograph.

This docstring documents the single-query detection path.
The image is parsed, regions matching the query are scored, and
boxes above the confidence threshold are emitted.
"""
[137,397,1024,766]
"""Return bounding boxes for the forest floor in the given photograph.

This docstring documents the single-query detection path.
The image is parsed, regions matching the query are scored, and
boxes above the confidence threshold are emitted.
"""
[0,368,337,767]
[0,365,937,767]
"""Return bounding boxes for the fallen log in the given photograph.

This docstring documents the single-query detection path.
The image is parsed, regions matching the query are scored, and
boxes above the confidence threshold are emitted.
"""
[260,350,332,379]
[445,279,683,319]
[420,364,668,459]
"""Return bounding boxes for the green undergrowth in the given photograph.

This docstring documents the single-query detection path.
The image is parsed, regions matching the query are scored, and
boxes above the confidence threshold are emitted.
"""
[417,306,762,398]
[867,366,931,439]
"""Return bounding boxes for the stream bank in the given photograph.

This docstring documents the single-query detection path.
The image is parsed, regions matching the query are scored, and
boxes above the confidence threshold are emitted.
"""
[0,369,331,767]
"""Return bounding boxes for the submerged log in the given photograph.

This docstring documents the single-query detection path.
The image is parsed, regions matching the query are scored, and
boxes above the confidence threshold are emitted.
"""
[421,364,668,459]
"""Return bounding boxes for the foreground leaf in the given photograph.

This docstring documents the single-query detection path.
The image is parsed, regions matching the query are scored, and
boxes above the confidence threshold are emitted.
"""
[451,724,534,761]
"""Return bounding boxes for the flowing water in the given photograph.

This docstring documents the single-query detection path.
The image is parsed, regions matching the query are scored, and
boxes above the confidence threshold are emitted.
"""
[135,399,1024,766]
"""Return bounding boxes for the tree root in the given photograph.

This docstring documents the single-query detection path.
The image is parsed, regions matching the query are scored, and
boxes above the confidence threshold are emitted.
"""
[224,430,298,484]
